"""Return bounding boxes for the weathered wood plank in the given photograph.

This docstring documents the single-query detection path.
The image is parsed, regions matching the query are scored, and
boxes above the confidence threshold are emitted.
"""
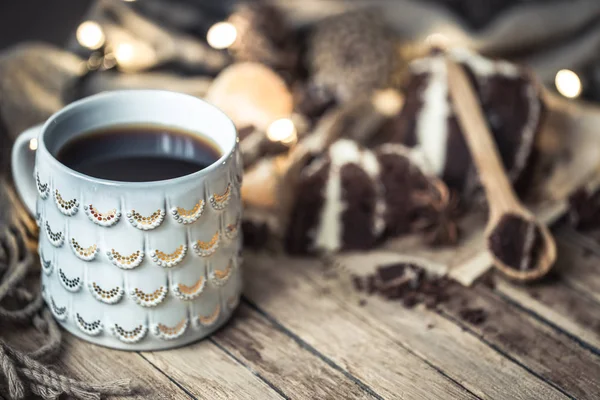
[496,279,600,351]
[244,252,567,400]
[440,281,600,399]
[555,228,600,302]
[142,337,284,400]
[212,303,373,399]
[0,322,189,399]
[494,229,600,352]
[243,253,477,400]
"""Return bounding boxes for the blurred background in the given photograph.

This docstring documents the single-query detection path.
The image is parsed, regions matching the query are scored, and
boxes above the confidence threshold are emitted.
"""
[0,1,93,49]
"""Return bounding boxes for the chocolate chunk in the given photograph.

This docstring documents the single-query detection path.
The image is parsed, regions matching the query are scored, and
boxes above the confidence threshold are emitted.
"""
[488,214,542,271]
[351,262,450,309]
[459,307,487,325]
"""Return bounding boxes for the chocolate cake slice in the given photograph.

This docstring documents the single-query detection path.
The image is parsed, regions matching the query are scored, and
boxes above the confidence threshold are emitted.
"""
[286,139,386,254]
[386,48,543,195]
[286,139,447,254]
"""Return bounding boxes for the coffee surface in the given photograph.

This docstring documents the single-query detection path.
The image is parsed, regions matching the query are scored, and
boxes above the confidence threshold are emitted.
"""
[56,125,221,182]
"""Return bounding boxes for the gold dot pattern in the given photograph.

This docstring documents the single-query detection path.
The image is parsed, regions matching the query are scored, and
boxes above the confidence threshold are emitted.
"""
[89,282,124,304]
[76,314,102,336]
[153,318,189,340]
[171,200,205,224]
[36,173,49,199]
[178,277,205,295]
[112,324,147,343]
[85,204,121,227]
[193,232,220,257]
[127,209,165,230]
[214,262,232,280]
[130,286,168,307]
[210,183,231,210]
[173,277,205,301]
[107,249,144,269]
[196,304,221,327]
[54,189,79,216]
[45,221,64,247]
[71,238,98,261]
[151,245,187,268]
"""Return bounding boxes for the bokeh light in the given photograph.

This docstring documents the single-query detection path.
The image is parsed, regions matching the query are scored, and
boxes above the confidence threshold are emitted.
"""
[555,69,582,99]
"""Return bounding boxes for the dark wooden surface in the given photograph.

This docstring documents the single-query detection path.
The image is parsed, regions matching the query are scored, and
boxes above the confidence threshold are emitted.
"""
[2,221,600,399]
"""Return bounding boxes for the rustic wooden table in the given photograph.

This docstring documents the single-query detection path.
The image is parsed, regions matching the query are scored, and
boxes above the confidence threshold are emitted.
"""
[2,223,600,400]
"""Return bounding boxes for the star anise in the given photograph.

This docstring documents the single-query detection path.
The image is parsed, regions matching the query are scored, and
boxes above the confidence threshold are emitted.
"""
[410,178,461,246]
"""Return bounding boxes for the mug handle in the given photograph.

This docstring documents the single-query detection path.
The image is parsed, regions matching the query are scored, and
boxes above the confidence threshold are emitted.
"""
[11,124,43,216]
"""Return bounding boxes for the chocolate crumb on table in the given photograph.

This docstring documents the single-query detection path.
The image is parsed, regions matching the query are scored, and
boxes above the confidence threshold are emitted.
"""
[488,213,543,271]
[459,308,487,325]
[352,263,451,309]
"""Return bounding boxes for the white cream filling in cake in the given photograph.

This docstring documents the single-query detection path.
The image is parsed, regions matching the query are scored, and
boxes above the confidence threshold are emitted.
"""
[410,55,450,176]
[409,48,540,182]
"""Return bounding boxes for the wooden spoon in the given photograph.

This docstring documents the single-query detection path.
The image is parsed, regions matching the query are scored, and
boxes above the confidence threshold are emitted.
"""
[446,58,556,281]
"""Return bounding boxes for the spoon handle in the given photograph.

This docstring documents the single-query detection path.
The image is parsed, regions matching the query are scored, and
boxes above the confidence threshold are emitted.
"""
[446,59,521,215]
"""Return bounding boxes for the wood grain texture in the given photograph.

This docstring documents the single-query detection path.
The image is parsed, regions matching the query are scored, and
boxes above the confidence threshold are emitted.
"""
[243,251,568,400]
[496,279,600,352]
[440,281,600,399]
[0,323,189,399]
[243,253,477,400]
[494,230,600,352]
[212,303,373,399]
[142,337,284,400]
[556,228,600,302]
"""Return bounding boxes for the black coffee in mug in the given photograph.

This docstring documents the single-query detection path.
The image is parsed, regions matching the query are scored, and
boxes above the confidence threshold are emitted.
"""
[56,124,222,182]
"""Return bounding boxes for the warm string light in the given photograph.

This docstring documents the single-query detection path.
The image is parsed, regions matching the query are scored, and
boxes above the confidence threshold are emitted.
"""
[555,69,582,99]
[114,43,134,65]
[206,22,238,50]
[29,138,38,151]
[76,21,105,50]
[267,118,297,145]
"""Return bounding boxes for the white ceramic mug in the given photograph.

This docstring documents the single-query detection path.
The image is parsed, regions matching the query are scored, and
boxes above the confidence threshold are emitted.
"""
[11,90,243,351]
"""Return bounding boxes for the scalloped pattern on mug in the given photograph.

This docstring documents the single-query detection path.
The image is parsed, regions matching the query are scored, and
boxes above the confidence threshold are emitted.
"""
[194,304,221,327]
[84,204,121,227]
[150,245,187,268]
[173,277,206,301]
[112,323,147,343]
[106,249,144,270]
[45,221,64,247]
[76,313,103,336]
[70,238,98,261]
[130,286,168,307]
[54,189,79,216]
[59,269,82,292]
[35,211,42,227]
[193,232,220,257]
[210,183,231,211]
[171,200,204,224]
[36,172,49,199]
[50,297,67,321]
[127,209,165,230]
[40,251,53,276]
[152,318,189,340]
[210,261,233,286]
[227,295,240,311]
[89,282,124,304]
